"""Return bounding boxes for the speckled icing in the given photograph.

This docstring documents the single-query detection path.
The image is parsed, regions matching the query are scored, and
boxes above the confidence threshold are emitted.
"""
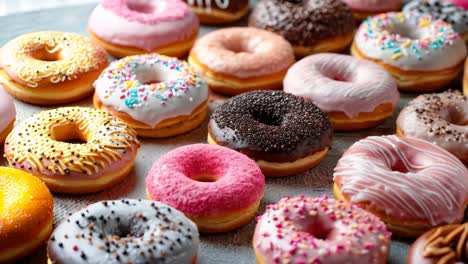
[354,12,467,71]
[397,90,468,161]
[94,54,208,128]
[334,135,468,226]
[404,0,468,35]
[253,195,391,264]
[284,53,399,118]
[342,0,403,12]
[0,86,15,132]
[47,199,199,264]
[88,0,199,51]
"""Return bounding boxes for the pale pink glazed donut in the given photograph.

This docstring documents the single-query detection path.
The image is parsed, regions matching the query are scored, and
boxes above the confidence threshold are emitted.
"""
[0,86,15,143]
[284,53,399,131]
[253,195,392,264]
[342,0,404,20]
[446,0,468,9]
[334,135,468,238]
[145,144,265,233]
[88,0,199,58]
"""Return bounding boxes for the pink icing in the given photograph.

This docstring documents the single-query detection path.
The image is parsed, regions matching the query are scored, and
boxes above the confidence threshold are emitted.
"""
[0,86,15,133]
[190,27,295,79]
[445,0,468,9]
[341,0,403,12]
[145,144,265,216]
[284,53,399,118]
[334,135,468,226]
[253,195,391,264]
[88,0,199,51]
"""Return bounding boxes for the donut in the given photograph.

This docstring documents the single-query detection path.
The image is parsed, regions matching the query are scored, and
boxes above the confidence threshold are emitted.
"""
[47,199,199,264]
[249,0,355,57]
[352,12,467,92]
[88,0,199,58]
[208,91,333,177]
[333,135,468,237]
[183,0,249,24]
[94,54,209,138]
[284,53,399,131]
[145,144,265,233]
[341,0,403,20]
[464,58,468,95]
[4,107,140,194]
[397,90,468,164]
[407,223,468,264]
[404,0,468,42]
[446,0,468,10]
[0,31,108,105]
[188,27,295,95]
[253,195,392,264]
[0,167,53,263]
[0,86,15,143]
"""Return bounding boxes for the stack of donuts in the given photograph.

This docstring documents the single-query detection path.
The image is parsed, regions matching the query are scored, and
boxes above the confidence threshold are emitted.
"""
[0,0,467,263]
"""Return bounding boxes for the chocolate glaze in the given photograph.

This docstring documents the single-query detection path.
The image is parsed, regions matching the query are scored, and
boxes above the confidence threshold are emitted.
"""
[209,91,333,162]
[183,0,248,13]
[249,0,355,46]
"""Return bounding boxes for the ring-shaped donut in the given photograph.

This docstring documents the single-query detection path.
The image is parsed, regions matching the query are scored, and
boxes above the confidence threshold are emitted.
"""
[146,144,265,233]
[0,87,15,143]
[4,107,140,194]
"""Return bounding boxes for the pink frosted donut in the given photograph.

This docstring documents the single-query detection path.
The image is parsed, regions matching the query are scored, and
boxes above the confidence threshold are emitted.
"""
[88,0,199,57]
[284,53,399,131]
[253,195,392,264]
[0,86,15,143]
[334,135,468,237]
[446,0,468,9]
[145,144,265,233]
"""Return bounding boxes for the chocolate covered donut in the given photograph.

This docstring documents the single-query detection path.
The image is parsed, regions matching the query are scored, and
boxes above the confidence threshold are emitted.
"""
[249,0,355,57]
[183,0,249,24]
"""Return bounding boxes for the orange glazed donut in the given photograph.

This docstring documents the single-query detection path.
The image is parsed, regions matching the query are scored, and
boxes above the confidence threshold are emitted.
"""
[188,27,295,95]
[0,31,108,105]
[0,167,53,263]
[4,107,140,194]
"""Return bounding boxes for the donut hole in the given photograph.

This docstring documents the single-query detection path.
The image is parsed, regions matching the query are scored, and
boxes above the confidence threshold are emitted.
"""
[447,108,468,126]
[134,67,175,86]
[306,218,335,240]
[192,174,218,182]
[126,0,154,13]
[390,160,410,174]
[50,123,87,144]
[252,111,283,127]
[391,24,421,40]
[223,41,253,54]
[31,48,62,62]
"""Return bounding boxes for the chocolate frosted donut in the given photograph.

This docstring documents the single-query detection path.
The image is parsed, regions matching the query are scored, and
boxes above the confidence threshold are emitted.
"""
[183,0,249,24]
[208,91,333,176]
[249,0,355,57]
[47,199,199,264]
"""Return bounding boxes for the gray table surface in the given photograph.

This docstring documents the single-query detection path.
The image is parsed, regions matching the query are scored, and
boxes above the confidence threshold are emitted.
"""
[0,2,464,264]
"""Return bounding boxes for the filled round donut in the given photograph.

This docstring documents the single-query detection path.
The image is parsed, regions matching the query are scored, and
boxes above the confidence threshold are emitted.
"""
[47,199,199,264]
[253,195,391,264]
[94,54,209,138]
[284,53,399,131]
[183,0,249,24]
[249,0,355,57]
[0,167,53,263]
[208,91,333,177]
[352,12,467,92]
[145,144,265,233]
[4,107,140,194]
[88,0,199,58]
[188,27,295,95]
[404,0,468,42]
[0,31,108,105]
[407,223,468,264]
[333,135,468,237]
[397,90,468,164]
[0,86,15,143]
[342,0,403,20]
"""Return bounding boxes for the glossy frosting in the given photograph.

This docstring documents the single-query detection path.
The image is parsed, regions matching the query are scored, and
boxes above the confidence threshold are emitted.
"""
[354,12,467,71]
[47,199,199,264]
[404,0,468,35]
[253,195,391,264]
[334,135,468,226]
[284,53,399,118]
[190,27,295,79]
[4,107,139,180]
[94,54,208,128]
[0,86,15,132]
[397,90,468,162]
[342,0,403,12]
[88,0,199,51]
[145,144,265,217]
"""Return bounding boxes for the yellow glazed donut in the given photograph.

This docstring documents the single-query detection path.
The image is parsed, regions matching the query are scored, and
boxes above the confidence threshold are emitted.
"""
[4,107,140,194]
[0,167,53,263]
[0,31,108,105]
